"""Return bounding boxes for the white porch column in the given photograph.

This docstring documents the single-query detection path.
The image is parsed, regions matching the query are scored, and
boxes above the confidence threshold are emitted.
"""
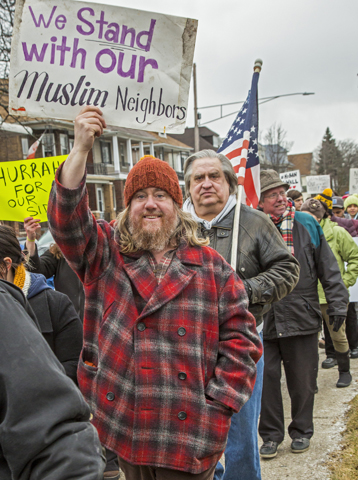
[150,142,155,156]
[139,141,144,159]
[112,136,120,173]
[126,138,133,170]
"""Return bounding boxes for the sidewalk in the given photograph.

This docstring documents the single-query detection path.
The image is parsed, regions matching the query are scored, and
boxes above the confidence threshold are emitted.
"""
[261,350,358,480]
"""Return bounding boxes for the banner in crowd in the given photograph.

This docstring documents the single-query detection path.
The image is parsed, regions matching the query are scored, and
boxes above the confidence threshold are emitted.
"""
[279,170,301,191]
[0,155,67,222]
[306,174,330,194]
[9,0,197,133]
[349,168,358,194]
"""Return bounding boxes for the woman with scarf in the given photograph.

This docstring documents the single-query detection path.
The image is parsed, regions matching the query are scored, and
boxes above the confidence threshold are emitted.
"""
[0,225,82,383]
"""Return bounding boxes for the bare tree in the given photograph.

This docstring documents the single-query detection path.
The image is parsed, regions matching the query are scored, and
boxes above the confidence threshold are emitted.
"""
[0,0,14,78]
[337,139,358,194]
[262,123,294,173]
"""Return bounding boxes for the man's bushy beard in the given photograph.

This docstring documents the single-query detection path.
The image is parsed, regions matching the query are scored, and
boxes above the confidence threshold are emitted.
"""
[128,210,179,252]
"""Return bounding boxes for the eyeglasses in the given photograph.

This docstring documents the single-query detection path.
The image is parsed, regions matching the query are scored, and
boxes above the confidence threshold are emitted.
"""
[264,191,287,201]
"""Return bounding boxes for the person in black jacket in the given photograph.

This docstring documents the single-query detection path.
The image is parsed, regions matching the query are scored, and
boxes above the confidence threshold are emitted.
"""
[257,170,349,458]
[0,278,105,480]
[0,225,82,383]
[24,216,85,322]
[183,150,300,480]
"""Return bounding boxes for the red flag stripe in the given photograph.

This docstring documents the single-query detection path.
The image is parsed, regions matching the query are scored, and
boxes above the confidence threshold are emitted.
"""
[244,169,259,206]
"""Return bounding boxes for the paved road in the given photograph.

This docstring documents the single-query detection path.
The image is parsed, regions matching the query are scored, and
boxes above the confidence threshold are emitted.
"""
[261,350,358,480]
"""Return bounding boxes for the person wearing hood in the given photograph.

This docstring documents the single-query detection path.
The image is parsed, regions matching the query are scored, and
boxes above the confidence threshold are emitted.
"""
[301,198,358,387]
[344,194,358,220]
[0,225,82,383]
[183,150,300,480]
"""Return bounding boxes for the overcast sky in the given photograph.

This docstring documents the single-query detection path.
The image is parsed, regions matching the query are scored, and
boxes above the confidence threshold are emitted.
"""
[85,0,358,155]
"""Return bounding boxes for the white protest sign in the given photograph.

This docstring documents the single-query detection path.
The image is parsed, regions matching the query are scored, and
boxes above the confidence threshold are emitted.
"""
[306,175,331,194]
[349,169,358,194]
[349,238,358,301]
[9,0,197,133]
[279,170,302,191]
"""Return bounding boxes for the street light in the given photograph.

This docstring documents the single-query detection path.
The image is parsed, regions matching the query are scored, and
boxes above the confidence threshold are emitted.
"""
[198,92,315,126]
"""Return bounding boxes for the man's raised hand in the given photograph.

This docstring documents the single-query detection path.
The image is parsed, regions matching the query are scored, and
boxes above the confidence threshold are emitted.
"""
[59,106,107,189]
[73,106,107,155]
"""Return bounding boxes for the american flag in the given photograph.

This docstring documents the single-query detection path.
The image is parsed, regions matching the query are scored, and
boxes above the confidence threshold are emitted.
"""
[217,70,260,208]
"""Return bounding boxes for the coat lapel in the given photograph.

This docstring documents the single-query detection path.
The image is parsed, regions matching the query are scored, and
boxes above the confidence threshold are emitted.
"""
[122,244,203,320]
[122,254,158,303]
[137,255,197,320]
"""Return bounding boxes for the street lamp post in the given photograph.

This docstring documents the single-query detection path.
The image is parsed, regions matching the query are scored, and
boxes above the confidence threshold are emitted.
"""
[198,92,315,126]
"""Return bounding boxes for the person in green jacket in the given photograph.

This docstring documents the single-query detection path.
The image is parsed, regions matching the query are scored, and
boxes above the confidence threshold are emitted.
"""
[301,198,358,387]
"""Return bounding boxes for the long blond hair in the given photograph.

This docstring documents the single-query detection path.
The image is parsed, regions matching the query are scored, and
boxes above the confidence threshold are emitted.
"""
[116,203,209,254]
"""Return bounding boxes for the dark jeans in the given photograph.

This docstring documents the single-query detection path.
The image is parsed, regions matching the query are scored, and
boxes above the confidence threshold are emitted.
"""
[325,302,358,357]
[259,333,318,443]
[117,457,216,480]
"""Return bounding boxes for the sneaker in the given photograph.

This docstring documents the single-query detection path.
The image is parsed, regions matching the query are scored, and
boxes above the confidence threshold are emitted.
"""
[260,440,280,458]
[291,437,310,453]
[350,348,358,359]
[318,338,325,349]
[321,357,337,369]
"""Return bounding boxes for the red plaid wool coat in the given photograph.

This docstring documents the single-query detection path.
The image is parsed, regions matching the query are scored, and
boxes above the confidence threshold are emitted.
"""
[47,166,262,474]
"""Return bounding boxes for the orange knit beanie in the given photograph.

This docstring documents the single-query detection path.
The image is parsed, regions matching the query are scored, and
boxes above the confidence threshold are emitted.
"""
[124,155,183,207]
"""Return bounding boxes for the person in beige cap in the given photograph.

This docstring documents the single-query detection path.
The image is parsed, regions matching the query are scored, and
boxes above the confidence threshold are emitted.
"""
[258,170,348,459]
[46,106,262,480]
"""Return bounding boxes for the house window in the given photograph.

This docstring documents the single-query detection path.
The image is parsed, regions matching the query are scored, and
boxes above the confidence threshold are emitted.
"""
[180,152,189,171]
[59,134,69,155]
[119,142,127,167]
[101,141,112,164]
[42,133,56,157]
[21,138,29,159]
[69,138,74,150]
[112,184,117,211]
[97,187,104,213]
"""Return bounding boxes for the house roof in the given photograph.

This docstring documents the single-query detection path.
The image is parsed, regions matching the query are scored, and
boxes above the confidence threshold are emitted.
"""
[170,127,220,151]
[149,132,192,150]
[287,153,313,176]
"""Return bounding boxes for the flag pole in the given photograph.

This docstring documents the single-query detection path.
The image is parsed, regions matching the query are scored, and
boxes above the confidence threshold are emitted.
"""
[230,59,262,269]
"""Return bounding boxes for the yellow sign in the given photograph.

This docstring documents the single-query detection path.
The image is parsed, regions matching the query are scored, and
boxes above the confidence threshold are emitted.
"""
[0,155,67,222]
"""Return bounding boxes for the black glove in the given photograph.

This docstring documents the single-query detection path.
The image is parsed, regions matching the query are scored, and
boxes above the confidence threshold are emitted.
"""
[329,315,346,332]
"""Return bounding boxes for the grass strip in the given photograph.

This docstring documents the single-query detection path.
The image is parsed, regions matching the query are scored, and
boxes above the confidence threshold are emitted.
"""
[328,394,358,480]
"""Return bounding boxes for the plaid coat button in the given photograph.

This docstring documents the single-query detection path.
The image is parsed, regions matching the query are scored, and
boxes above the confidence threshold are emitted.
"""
[178,372,187,380]
[106,392,115,401]
[177,327,186,336]
[178,411,187,420]
[137,322,146,331]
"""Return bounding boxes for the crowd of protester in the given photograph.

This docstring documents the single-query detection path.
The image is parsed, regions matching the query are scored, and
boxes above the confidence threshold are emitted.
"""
[2,106,358,480]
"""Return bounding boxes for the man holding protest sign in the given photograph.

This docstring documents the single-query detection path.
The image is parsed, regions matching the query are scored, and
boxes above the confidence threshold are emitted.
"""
[47,106,262,480]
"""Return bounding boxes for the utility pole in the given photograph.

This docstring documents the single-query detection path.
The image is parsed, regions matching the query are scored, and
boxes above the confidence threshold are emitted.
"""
[193,63,200,153]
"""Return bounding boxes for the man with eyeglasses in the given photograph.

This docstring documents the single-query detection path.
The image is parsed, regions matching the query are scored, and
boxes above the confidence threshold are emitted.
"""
[258,170,348,459]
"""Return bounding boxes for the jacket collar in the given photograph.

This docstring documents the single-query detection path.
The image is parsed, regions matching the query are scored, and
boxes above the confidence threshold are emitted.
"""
[122,240,203,266]
[122,241,201,319]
